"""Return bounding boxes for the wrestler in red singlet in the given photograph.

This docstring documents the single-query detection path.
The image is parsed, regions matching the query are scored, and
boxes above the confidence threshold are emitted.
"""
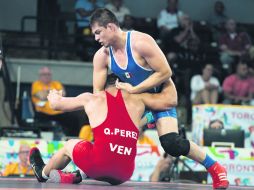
[73,90,139,185]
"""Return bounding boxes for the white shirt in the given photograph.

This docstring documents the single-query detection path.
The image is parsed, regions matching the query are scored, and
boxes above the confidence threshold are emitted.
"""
[157,9,183,30]
[190,75,220,100]
[105,4,130,23]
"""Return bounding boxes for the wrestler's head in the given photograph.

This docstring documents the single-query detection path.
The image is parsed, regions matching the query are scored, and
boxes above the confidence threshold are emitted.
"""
[90,8,120,47]
[105,73,120,89]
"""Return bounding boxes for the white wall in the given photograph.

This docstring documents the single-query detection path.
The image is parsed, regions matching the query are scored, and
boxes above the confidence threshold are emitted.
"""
[0,0,37,31]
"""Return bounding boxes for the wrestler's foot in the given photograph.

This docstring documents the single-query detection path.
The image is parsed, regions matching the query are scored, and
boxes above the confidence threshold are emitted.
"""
[49,169,82,184]
[208,162,229,189]
[29,147,47,182]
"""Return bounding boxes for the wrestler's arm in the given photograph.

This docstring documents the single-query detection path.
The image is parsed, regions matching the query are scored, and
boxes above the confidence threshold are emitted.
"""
[119,33,172,94]
[47,89,92,112]
[136,78,178,110]
[93,48,108,93]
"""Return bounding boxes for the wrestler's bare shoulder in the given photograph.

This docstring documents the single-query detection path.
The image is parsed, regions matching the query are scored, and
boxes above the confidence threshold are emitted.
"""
[130,31,155,48]
[94,46,109,59]
[85,91,106,108]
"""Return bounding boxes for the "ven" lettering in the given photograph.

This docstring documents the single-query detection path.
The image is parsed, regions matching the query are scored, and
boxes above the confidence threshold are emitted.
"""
[109,143,132,155]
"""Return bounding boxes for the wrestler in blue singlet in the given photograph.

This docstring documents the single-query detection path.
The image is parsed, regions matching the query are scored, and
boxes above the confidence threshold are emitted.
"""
[109,31,177,121]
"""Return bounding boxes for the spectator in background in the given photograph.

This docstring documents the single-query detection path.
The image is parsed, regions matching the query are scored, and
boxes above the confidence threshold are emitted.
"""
[150,153,174,182]
[105,0,130,25]
[167,14,200,63]
[219,19,252,73]
[31,67,87,136]
[3,143,33,177]
[168,15,203,96]
[32,67,65,116]
[208,1,228,41]
[75,0,104,60]
[190,64,220,104]
[157,0,183,53]
[222,61,254,105]
[122,15,135,31]
[208,119,224,129]
[75,0,104,31]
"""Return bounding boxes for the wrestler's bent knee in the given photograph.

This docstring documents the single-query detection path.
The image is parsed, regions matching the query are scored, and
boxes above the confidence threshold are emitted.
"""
[159,132,190,157]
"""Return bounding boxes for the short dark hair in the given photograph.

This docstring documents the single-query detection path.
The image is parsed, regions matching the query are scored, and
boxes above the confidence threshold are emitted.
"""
[105,73,120,88]
[90,8,119,27]
[208,119,224,129]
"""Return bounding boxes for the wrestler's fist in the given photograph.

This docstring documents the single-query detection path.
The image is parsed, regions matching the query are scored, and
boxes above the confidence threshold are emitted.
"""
[47,89,62,109]
[115,79,134,93]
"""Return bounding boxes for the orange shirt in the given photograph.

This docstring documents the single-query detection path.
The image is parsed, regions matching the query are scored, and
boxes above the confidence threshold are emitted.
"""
[79,125,93,142]
[3,162,34,176]
[138,135,156,146]
[31,80,63,115]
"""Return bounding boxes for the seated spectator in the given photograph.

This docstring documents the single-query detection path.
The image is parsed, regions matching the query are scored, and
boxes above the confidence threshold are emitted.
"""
[75,0,104,60]
[222,61,254,105]
[168,19,205,97]
[167,14,200,63]
[122,15,135,31]
[208,119,224,129]
[31,67,87,136]
[208,1,228,41]
[219,19,252,73]
[157,0,184,52]
[105,0,130,26]
[75,0,104,32]
[150,153,174,182]
[190,64,220,104]
[32,67,65,117]
[3,143,33,177]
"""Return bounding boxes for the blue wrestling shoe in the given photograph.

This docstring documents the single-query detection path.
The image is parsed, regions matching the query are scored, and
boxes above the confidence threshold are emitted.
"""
[29,147,47,182]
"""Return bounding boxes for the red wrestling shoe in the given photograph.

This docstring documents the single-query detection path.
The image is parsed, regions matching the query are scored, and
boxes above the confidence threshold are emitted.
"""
[207,162,229,189]
[49,169,82,184]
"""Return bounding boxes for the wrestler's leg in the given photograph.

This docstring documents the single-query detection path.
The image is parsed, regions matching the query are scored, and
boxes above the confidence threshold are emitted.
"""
[43,139,82,176]
[156,116,206,162]
[155,112,229,189]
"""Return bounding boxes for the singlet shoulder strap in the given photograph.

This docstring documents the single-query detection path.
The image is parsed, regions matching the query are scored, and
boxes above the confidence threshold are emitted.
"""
[105,91,117,114]
[105,90,130,116]
[115,90,128,111]
[126,31,132,57]
[109,46,114,59]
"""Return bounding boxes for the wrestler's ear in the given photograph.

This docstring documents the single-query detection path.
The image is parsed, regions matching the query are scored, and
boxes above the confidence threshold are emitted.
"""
[107,23,116,31]
[115,79,120,89]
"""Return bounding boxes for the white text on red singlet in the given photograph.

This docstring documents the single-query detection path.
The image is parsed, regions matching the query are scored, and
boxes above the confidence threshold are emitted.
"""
[104,128,137,155]
[104,128,138,140]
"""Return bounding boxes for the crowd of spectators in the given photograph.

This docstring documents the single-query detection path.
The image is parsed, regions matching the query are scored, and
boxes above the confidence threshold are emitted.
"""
[2,0,252,137]
[73,0,254,109]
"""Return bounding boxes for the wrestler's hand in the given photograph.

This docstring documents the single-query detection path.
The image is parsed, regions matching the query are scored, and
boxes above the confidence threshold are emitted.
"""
[47,89,62,109]
[115,79,134,93]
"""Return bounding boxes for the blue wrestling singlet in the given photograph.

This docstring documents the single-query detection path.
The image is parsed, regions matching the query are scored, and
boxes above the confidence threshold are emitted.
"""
[109,31,177,120]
